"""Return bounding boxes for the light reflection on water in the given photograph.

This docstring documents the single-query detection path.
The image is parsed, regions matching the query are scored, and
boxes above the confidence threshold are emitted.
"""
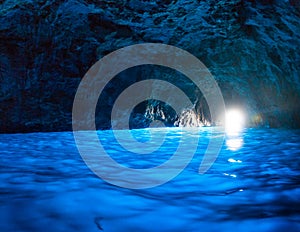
[226,137,244,151]
[0,128,299,231]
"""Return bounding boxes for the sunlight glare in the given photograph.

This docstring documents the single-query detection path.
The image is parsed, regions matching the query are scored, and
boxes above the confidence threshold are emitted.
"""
[225,109,245,135]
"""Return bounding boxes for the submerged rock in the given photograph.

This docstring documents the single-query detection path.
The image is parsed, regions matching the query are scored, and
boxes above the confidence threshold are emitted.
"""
[0,0,299,132]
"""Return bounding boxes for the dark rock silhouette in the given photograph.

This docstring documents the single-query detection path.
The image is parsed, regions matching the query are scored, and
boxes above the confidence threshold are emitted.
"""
[0,0,299,132]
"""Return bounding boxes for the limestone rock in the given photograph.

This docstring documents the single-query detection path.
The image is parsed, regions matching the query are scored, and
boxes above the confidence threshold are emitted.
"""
[0,0,299,132]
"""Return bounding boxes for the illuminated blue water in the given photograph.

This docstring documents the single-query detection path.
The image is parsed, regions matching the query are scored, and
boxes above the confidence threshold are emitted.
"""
[0,128,299,231]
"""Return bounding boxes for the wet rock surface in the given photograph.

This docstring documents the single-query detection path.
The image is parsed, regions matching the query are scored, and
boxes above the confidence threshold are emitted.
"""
[0,0,300,132]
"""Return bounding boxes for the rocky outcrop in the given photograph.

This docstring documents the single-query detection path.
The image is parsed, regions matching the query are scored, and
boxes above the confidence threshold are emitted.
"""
[0,0,299,132]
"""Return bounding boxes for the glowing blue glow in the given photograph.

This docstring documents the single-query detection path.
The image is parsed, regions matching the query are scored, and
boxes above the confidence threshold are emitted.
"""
[1,128,299,231]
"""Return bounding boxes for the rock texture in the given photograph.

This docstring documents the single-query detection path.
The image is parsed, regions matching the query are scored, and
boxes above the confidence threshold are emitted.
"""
[0,0,300,132]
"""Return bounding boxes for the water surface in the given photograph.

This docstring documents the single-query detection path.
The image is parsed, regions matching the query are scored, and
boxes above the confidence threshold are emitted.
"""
[0,128,299,231]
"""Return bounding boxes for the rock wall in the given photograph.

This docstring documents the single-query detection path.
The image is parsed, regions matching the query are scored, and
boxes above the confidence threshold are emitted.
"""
[0,0,299,132]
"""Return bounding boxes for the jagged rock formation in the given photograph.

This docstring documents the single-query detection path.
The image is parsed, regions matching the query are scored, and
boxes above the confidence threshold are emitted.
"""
[0,0,299,132]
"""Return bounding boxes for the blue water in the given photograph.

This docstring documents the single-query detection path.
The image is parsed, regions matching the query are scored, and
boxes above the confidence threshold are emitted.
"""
[1,128,299,232]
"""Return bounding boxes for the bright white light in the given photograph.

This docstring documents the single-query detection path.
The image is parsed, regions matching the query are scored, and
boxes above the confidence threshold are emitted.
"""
[228,158,242,163]
[225,109,245,135]
[226,138,243,151]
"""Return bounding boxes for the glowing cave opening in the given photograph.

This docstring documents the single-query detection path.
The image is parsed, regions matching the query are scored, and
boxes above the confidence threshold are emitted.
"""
[225,109,245,135]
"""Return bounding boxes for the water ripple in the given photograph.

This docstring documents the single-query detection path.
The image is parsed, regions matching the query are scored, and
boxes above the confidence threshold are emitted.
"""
[0,128,299,231]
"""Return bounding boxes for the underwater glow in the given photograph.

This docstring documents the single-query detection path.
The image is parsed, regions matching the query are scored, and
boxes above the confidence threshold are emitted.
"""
[1,128,300,231]
[225,109,245,135]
